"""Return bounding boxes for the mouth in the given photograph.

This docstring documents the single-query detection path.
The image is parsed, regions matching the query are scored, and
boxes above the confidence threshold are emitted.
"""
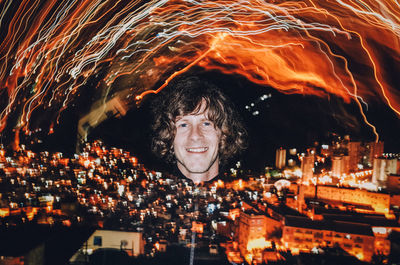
[186,147,208,153]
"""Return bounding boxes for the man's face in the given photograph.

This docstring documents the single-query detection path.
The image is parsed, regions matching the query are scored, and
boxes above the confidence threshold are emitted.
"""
[173,100,221,183]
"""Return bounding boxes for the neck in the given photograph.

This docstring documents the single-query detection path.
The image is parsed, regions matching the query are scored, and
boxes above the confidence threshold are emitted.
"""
[177,163,219,184]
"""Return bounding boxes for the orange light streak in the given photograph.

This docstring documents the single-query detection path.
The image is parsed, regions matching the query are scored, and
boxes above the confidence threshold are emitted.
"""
[0,0,399,144]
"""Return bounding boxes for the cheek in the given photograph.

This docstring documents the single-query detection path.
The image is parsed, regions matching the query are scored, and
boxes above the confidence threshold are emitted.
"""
[173,132,185,147]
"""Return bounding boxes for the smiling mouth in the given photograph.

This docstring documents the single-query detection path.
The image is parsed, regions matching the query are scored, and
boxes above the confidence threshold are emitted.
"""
[186,147,208,153]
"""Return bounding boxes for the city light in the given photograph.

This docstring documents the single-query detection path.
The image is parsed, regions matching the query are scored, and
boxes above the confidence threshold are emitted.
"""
[0,137,398,264]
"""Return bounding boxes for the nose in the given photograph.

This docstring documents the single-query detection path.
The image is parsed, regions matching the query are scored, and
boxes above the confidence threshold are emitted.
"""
[189,124,203,141]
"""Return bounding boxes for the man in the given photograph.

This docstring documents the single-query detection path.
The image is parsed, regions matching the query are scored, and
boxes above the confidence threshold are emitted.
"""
[151,76,247,184]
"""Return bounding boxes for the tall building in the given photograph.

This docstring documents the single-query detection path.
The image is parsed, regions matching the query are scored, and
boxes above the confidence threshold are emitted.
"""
[370,142,384,159]
[297,184,306,213]
[331,155,350,177]
[363,142,384,167]
[372,158,399,186]
[348,142,361,172]
[275,148,286,169]
[237,210,267,263]
[301,154,314,183]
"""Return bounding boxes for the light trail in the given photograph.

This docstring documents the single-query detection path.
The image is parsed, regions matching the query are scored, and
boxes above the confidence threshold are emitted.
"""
[0,0,399,144]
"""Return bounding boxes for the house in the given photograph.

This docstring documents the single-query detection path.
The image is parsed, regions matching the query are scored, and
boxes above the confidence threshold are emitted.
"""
[70,229,144,263]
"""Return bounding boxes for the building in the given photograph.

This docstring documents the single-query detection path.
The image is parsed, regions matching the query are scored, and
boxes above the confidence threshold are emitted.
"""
[291,184,391,214]
[237,211,267,253]
[301,154,314,183]
[363,142,384,167]
[348,142,361,172]
[387,174,400,192]
[236,209,281,264]
[372,158,399,186]
[316,186,390,214]
[282,215,375,262]
[237,210,268,263]
[71,229,144,260]
[331,155,350,177]
[297,184,307,213]
[275,148,286,169]
[321,214,396,257]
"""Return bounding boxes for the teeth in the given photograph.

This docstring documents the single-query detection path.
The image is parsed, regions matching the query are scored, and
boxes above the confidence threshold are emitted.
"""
[187,147,208,153]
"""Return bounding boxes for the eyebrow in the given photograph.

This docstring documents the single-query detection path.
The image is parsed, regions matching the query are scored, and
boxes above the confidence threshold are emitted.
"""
[175,112,210,120]
[175,116,185,122]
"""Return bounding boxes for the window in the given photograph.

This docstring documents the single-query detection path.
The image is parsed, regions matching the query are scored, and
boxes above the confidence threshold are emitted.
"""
[314,232,323,239]
[354,237,363,243]
[343,243,352,249]
[93,236,102,246]
[121,240,128,248]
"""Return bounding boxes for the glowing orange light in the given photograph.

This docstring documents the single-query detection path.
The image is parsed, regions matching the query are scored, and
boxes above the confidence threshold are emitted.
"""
[1,0,400,142]
[247,238,272,252]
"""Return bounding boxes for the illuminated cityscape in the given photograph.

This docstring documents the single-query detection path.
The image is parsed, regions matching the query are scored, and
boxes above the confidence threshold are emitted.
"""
[0,137,400,264]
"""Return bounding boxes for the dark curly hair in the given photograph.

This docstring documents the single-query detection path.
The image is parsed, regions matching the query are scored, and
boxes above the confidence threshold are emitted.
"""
[151,76,247,165]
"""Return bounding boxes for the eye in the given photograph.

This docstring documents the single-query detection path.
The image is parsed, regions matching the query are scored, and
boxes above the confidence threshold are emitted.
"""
[177,122,188,128]
[203,121,213,127]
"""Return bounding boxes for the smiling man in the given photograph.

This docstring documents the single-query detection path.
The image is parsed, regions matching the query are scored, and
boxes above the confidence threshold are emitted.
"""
[151,76,247,184]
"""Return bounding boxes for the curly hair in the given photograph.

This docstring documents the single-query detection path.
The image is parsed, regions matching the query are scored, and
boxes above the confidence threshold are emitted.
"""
[151,76,247,165]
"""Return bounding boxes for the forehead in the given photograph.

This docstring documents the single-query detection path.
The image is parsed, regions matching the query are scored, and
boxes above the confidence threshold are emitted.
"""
[176,99,210,120]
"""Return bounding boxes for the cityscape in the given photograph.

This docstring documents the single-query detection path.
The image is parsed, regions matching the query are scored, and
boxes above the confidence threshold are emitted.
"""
[1,0,400,265]
[1,136,400,265]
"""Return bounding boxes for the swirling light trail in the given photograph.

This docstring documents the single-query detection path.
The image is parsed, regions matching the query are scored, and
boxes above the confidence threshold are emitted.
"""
[0,0,399,146]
